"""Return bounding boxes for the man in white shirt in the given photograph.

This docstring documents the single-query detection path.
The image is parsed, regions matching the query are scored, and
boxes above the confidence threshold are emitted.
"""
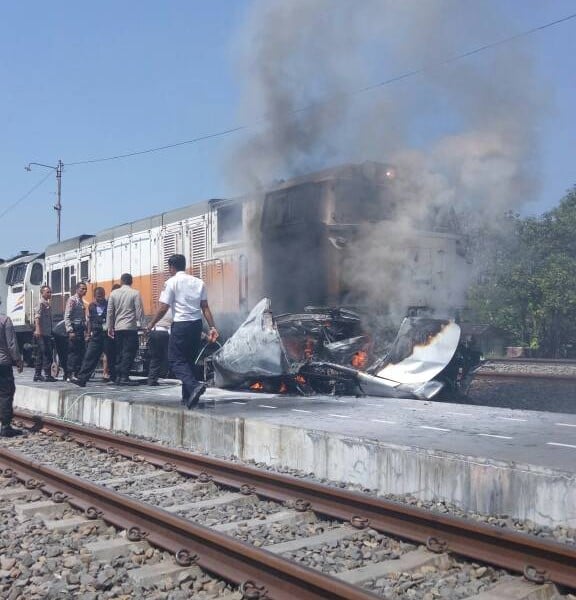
[147,254,219,408]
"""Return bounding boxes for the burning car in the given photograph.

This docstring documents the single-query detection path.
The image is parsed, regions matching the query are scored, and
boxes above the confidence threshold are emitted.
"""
[211,299,461,400]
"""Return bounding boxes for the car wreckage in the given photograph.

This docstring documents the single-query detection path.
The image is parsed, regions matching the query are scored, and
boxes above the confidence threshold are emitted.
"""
[210,299,463,400]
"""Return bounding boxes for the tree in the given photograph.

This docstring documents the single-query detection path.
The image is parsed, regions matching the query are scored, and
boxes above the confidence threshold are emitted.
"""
[469,187,576,357]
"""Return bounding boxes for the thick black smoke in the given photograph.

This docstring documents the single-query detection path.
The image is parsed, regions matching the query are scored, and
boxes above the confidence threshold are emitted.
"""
[229,0,548,315]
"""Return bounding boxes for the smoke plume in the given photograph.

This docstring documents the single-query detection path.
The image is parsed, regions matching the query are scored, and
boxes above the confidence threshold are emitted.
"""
[230,0,548,315]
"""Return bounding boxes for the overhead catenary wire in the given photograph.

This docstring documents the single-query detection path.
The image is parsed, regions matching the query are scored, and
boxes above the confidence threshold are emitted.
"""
[64,11,576,168]
[0,171,53,220]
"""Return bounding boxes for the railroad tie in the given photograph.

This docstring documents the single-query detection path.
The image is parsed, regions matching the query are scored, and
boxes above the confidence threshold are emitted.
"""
[0,486,38,501]
[461,579,559,600]
[14,500,68,520]
[135,480,214,498]
[44,516,105,532]
[84,537,149,561]
[94,470,175,487]
[334,548,448,586]
[213,508,315,533]
[265,524,363,554]
[162,491,254,514]
[128,561,201,587]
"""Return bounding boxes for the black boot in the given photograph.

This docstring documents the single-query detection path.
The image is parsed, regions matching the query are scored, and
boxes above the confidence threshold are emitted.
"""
[0,425,24,437]
[186,383,207,409]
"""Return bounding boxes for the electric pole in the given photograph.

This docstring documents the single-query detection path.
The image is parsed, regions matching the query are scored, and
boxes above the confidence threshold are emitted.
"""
[26,160,64,242]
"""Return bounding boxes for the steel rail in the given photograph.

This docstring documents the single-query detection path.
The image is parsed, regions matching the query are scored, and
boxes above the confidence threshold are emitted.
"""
[484,358,576,365]
[472,371,576,381]
[15,411,576,589]
[0,446,379,600]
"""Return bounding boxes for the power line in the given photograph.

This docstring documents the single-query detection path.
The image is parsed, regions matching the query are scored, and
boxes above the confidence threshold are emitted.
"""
[0,171,53,221]
[356,11,576,95]
[66,125,249,166]
[64,11,576,167]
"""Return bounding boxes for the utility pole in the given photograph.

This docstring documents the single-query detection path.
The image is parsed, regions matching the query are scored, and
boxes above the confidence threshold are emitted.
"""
[26,160,64,242]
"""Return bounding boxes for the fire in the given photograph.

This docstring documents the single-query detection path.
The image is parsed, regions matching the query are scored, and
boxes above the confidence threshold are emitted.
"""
[250,382,264,391]
[304,338,315,360]
[351,351,367,370]
[295,375,306,384]
[279,382,288,394]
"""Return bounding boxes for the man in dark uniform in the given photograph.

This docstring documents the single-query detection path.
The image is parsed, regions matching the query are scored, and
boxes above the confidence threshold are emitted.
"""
[71,287,116,387]
[33,285,57,382]
[0,311,24,437]
[64,282,87,381]
[147,311,172,386]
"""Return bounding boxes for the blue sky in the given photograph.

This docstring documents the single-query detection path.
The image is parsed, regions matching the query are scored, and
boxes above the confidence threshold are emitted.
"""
[1,1,574,258]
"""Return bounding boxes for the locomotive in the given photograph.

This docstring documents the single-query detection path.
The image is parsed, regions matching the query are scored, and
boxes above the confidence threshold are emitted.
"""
[0,251,46,364]
[1,162,468,367]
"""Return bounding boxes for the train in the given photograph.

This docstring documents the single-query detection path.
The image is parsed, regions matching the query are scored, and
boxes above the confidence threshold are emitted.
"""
[0,161,469,366]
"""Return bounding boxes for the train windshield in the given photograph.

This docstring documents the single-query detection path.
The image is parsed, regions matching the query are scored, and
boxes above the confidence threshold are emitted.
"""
[6,263,27,286]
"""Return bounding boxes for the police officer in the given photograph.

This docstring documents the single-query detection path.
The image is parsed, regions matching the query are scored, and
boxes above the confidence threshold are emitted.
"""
[33,285,57,382]
[147,311,172,386]
[71,287,116,387]
[64,282,87,381]
[0,310,24,437]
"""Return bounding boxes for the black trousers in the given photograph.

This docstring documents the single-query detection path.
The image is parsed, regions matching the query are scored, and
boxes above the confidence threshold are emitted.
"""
[0,365,15,425]
[54,335,69,378]
[169,320,203,400]
[115,330,139,380]
[148,330,170,383]
[66,325,86,377]
[78,329,116,383]
[34,335,54,376]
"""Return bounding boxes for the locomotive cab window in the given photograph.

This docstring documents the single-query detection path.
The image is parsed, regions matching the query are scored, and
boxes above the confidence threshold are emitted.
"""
[50,269,62,293]
[217,204,243,244]
[30,263,44,285]
[6,263,26,286]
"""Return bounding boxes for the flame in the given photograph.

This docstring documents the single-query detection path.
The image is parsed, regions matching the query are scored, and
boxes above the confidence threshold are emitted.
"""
[304,338,315,360]
[351,351,368,370]
[295,375,306,384]
[279,382,288,394]
[250,382,264,391]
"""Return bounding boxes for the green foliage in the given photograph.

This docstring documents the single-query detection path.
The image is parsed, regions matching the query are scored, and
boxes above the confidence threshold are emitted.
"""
[469,187,576,357]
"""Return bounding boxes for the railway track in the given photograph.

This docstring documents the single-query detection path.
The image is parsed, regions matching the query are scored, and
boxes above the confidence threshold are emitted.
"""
[1,411,575,599]
[473,358,576,378]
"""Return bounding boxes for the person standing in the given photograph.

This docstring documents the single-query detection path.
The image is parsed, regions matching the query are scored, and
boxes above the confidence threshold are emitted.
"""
[33,285,57,382]
[52,319,69,381]
[147,311,172,386]
[107,273,144,385]
[64,282,88,381]
[147,254,219,408]
[0,313,24,437]
[71,287,116,387]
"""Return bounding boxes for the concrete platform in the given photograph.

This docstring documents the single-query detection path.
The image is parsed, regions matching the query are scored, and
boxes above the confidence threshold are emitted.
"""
[12,371,576,528]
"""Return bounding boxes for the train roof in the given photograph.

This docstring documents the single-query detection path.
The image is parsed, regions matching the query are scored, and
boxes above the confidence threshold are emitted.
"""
[0,251,44,266]
[45,235,96,257]
[95,199,219,243]
[42,161,392,259]
[43,198,232,257]
[265,161,395,191]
